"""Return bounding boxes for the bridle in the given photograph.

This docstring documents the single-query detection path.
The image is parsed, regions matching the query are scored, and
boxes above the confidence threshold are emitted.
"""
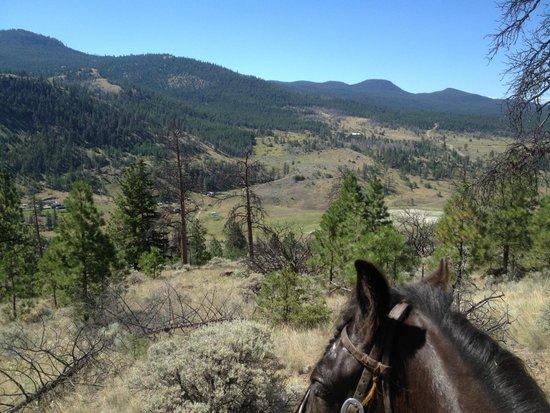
[297,302,410,413]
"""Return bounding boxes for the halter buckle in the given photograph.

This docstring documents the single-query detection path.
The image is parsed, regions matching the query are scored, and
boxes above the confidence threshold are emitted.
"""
[340,397,364,413]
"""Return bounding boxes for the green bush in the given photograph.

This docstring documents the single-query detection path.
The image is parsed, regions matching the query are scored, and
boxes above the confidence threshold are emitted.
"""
[138,247,164,278]
[208,237,223,258]
[127,321,295,412]
[256,267,331,328]
[224,220,247,259]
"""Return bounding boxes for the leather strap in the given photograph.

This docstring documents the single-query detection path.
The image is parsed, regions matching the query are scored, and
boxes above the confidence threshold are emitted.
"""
[341,327,391,376]
[341,302,410,413]
[382,302,410,413]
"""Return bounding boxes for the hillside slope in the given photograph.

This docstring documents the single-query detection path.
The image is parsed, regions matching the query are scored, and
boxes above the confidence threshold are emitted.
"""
[0,29,327,141]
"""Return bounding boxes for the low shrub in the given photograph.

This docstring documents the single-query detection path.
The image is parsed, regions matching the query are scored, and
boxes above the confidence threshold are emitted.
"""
[138,247,164,278]
[256,267,331,328]
[127,320,296,412]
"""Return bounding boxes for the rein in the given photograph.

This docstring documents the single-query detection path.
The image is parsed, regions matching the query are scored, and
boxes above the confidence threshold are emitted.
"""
[339,302,410,413]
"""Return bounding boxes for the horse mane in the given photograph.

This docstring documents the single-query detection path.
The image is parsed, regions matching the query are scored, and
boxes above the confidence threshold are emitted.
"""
[397,282,548,413]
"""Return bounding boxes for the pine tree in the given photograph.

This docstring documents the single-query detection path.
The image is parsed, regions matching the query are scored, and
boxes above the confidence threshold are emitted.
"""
[435,184,484,290]
[138,247,164,278]
[484,176,536,277]
[37,237,68,307]
[209,238,223,258]
[55,181,116,315]
[356,225,414,278]
[224,218,248,259]
[312,173,364,282]
[0,172,37,318]
[312,172,412,283]
[188,218,211,265]
[363,176,390,229]
[525,196,550,270]
[109,159,163,268]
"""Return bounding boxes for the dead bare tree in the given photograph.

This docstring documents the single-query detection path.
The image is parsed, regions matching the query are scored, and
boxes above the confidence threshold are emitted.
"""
[173,130,190,264]
[485,0,549,184]
[246,225,313,274]
[30,197,43,258]
[0,284,240,412]
[395,209,436,277]
[0,322,110,412]
[453,280,512,343]
[217,153,267,258]
[158,129,202,264]
[99,283,240,337]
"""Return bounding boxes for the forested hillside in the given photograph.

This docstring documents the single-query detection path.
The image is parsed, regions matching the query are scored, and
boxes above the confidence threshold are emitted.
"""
[0,75,276,191]
[0,29,329,138]
[0,75,154,187]
[0,29,508,141]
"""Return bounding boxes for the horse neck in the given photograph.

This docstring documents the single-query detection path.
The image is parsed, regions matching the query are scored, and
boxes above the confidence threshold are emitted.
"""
[389,311,499,413]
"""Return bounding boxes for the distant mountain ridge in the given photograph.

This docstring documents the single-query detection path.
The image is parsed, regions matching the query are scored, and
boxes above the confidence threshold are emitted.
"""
[0,29,504,118]
[273,79,504,116]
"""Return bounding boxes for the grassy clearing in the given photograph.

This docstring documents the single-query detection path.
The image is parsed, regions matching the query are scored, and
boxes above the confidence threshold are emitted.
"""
[254,131,309,158]
[336,115,422,142]
[442,133,510,159]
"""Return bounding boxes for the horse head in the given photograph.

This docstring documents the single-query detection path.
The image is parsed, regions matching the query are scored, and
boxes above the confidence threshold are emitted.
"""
[297,258,548,413]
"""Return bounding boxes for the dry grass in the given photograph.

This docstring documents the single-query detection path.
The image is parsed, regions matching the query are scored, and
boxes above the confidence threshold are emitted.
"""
[498,275,550,351]
[272,293,348,377]
[494,275,550,393]
[272,326,331,377]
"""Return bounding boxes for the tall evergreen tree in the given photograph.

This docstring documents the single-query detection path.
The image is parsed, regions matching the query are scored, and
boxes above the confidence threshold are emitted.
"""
[188,218,211,265]
[37,237,68,308]
[363,176,391,229]
[312,173,364,282]
[312,172,412,283]
[109,159,163,268]
[54,181,116,315]
[484,176,536,277]
[0,172,37,318]
[435,184,484,290]
[209,237,223,258]
[525,196,550,271]
[224,218,248,259]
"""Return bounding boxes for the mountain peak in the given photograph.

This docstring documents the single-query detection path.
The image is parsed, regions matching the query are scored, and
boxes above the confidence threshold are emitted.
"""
[0,29,93,74]
[352,79,407,95]
[0,29,67,49]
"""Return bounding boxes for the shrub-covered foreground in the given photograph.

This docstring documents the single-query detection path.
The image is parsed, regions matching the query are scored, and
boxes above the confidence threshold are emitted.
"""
[126,320,299,413]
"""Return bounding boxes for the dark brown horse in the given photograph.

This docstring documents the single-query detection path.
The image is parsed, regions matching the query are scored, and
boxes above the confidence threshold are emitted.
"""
[298,259,549,413]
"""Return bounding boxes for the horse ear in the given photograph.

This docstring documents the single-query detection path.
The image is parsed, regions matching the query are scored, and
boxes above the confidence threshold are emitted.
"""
[424,258,450,290]
[355,260,390,323]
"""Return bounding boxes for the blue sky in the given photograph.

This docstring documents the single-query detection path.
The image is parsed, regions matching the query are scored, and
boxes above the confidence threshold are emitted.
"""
[1,0,516,97]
